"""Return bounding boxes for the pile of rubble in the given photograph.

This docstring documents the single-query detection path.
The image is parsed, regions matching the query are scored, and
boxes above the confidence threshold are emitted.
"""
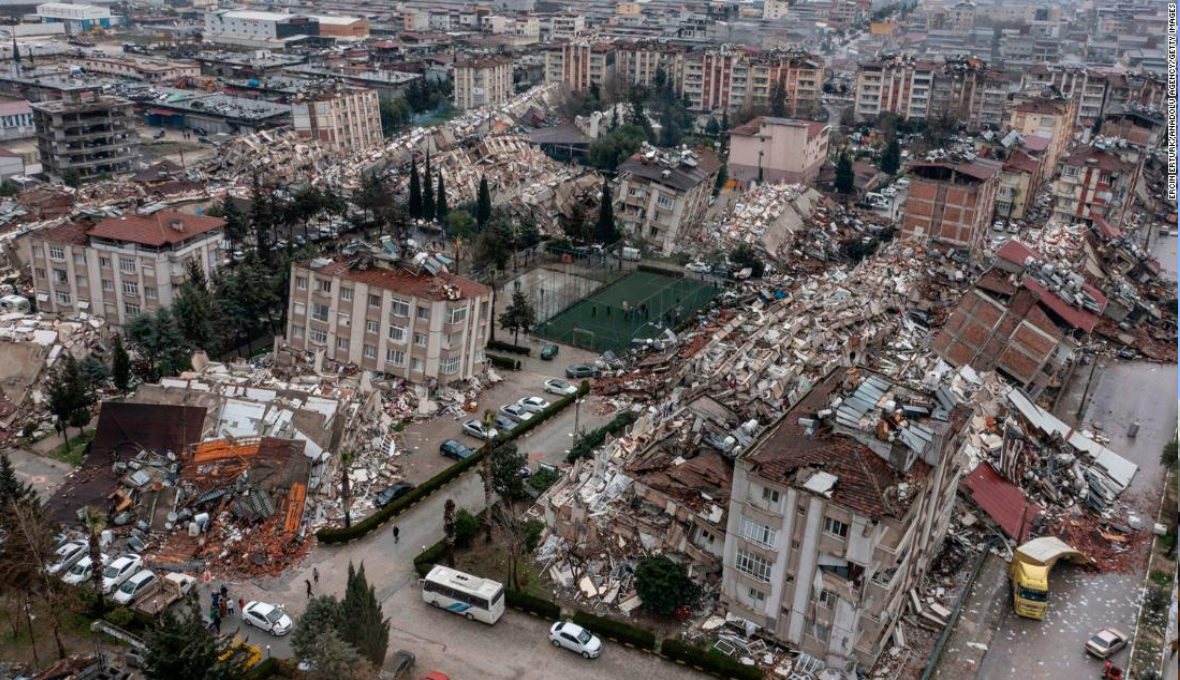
[707,184,823,261]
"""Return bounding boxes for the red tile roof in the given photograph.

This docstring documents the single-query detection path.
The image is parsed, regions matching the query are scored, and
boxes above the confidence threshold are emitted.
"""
[1003,150,1041,175]
[36,221,89,246]
[304,259,491,302]
[1062,144,1134,173]
[1091,213,1122,240]
[89,210,225,247]
[996,240,1037,267]
[962,463,1041,542]
[1022,276,1100,333]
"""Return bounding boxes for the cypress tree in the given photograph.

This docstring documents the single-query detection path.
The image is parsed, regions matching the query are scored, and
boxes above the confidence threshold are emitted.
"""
[407,156,422,219]
[476,175,492,229]
[340,562,390,668]
[112,334,131,393]
[435,172,448,223]
[422,151,434,221]
[594,182,618,244]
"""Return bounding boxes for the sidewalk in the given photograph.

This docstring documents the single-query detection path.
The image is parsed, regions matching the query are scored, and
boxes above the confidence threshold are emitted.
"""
[929,552,1008,680]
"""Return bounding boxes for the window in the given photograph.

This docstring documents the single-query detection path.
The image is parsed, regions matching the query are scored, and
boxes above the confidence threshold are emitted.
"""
[119,258,136,274]
[411,358,424,371]
[53,269,68,284]
[77,276,87,288]
[143,265,154,277]
[102,279,114,292]
[294,302,306,316]
[363,344,376,359]
[414,332,428,347]
[366,320,378,334]
[441,356,461,375]
[336,337,350,351]
[385,348,406,365]
[649,226,660,238]
[341,287,353,301]
[818,589,837,609]
[317,279,332,294]
[74,253,85,265]
[296,276,308,291]
[124,302,140,317]
[447,306,467,324]
[33,246,42,258]
[761,486,781,504]
[49,245,65,261]
[1062,166,1079,178]
[55,290,71,305]
[145,287,156,300]
[122,281,138,296]
[749,587,766,604]
[814,623,830,642]
[740,517,778,548]
[99,257,111,269]
[293,325,305,339]
[656,194,674,209]
[368,293,380,307]
[823,516,849,539]
[310,328,328,345]
[390,299,410,317]
[447,331,463,348]
[735,549,772,583]
[34,268,45,279]
[338,313,350,327]
[387,325,407,343]
[417,307,430,321]
[312,303,330,322]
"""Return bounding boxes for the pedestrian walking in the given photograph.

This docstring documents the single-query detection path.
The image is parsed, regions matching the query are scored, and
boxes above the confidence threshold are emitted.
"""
[218,598,228,620]
[219,584,228,600]
[313,567,319,585]
[211,591,220,607]
[305,579,313,599]
[393,525,400,543]
[238,597,245,614]
[227,597,235,616]
[213,612,222,635]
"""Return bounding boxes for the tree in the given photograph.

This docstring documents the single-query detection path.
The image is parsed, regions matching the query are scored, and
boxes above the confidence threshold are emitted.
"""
[588,124,647,170]
[562,202,590,244]
[879,135,900,175]
[379,98,412,137]
[126,308,189,381]
[476,175,492,229]
[1162,434,1178,474]
[422,152,434,222]
[143,597,245,680]
[112,334,130,393]
[407,156,422,219]
[173,260,214,351]
[46,355,91,451]
[340,563,390,668]
[443,499,456,567]
[730,243,765,277]
[713,164,728,196]
[770,75,787,118]
[454,509,479,548]
[82,506,105,611]
[473,228,510,272]
[0,453,33,513]
[0,498,73,661]
[492,502,530,590]
[835,148,856,196]
[435,172,448,223]
[479,410,496,542]
[594,183,618,245]
[446,210,475,240]
[62,169,82,189]
[249,174,274,265]
[498,289,535,346]
[292,596,345,662]
[487,442,527,502]
[219,195,248,248]
[634,555,699,617]
[305,629,373,680]
[705,117,720,137]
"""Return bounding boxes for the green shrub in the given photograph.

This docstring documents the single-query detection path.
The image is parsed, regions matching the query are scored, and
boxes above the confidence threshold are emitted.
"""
[660,640,762,680]
[246,657,280,680]
[567,411,637,462]
[414,539,447,577]
[634,555,699,616]
[486,354,521,371]
[487,339,530,356]
[105,607,135,629]
[528,466,561,493]
[1145,586,1168,613]
[1150,570,1172,586]
[570,611,656,651]
[455,508,480,548]
[505,590,561,620]
[637,263,683,278]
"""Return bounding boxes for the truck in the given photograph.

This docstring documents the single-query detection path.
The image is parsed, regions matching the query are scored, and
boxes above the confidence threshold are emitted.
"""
[1008,537,1088,620]
[132,572,197,617]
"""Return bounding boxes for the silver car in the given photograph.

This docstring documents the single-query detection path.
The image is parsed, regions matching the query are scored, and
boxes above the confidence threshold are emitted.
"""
[462,419,499,441]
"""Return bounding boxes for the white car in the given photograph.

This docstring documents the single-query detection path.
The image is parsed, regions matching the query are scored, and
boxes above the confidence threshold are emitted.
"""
[102,555,143,594]
[243,601,293,636]
[461,420,499,441]
[549,621,602,659]
[113,570,158,606]
[685,262,711,274]
[62,553,107,586]
[517,396,551,413]
[543,379,577,397]
[47,540,88,575]
[500,403,534,424]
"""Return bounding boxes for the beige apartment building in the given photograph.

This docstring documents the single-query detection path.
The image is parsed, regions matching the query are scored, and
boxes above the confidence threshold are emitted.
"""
[1007,93,1078,181]
[291,87,383,155]
[23,211,227,326]
[285,256,492,384]
[728,117,829,188]
[454,56,514,111]
[614,146,721,256]
[544,41,616,92]
[853,56,937,123]
[681,47,823,116]
[721,369,969,672]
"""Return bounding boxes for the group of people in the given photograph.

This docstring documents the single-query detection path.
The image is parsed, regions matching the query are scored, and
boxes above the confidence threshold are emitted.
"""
[209,585,243,635]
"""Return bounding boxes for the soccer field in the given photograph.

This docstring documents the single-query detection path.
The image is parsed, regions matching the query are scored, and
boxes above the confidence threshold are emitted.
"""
[533,270,720,353]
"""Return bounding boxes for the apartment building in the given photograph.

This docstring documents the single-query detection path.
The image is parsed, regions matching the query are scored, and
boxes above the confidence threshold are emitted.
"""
[306,15,369,39]
[1051,143,1142,228]
[929,57,1010,130]
[681,46,823,115]
[946,0,975,33]
[0,99,34,141]
[22,211,226,326]
[544,41,616,92]
[853,56,937,123]
[728,117,829,188]
[454,56,513,111]
[721,368,969,671]
[1006,93,1078,181]
[614,146,721,256]
[69,56,200,82]
[1019,65,1108,125]
[763,0,789,20]
[32,89,138,184]
[285,256,492,385]
[901,157,1002,252]
[615,41,683,89]
[547,13,586,40]
[291,87,382,154]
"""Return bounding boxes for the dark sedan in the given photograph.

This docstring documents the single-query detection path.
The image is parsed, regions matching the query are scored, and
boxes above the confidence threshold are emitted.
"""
[439,439,476,461]
[374,482,415,508]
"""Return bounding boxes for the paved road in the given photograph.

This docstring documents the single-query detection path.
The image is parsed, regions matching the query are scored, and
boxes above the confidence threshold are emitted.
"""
[3,447,74,500]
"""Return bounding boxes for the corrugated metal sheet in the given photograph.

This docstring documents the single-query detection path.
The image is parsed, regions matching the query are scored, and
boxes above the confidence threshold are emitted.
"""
[963,463,1042,542]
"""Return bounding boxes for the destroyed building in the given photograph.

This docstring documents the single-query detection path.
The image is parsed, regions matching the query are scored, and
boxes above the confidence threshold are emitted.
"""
[901,156,1002,254]
[719,367,973,673]
[614,145,721,256]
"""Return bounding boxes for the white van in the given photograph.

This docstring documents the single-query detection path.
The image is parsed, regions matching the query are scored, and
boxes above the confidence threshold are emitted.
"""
[113,570,159,606]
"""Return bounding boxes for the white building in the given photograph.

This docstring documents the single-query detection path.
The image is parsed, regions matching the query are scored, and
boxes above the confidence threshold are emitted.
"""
[292,87,382,154]
[36,3,121,32]
[203,9,316,48]
[454,56,514,111]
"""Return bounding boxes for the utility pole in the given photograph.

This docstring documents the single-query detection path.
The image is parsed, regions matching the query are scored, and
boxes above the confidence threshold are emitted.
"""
[1076,355,1100,421]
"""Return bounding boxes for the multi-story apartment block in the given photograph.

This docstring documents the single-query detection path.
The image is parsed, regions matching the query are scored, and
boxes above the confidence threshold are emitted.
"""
[728,117,829,188]
[614,146,721,256]
[291,87,382,154]
[22,211,227,326]
[721,368,969,672]
[32,89,138,184]
[285,255,492,385]
[1020,65,1107,125]
[453,56,514,111]
[946,0,975,33]
[544,41,616,92]
[680,47,823,115]
[547,13,586,40]
[615,41,684,89]
[1051,143,1142,228]
[763,0,789,20]
[901,156,1002,252]
[853,56,937,122]
[929,57,1010,130]
[0,99,34,141]
[1007,94,1078,181]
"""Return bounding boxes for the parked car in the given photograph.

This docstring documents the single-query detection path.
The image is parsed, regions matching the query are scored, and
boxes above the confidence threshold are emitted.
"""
[500,403,534,424]
[419,673,450,680]
[62,554,107,586]
[543,379,576,396]
[493,414,517,433]
[461,420,499,441]
[102,555,143,594]
[549,621,602,659]
[113,570,159,606]
[439,439,475,461]
[387,650,415,679]
[1085,628,1129,659]
[517,396,551,413]
[685,262,711,274]
[540,344,560,361]
[243,601,293,636]
[565,364,598,379]
[47,540,88,575]
[374,482,415,508]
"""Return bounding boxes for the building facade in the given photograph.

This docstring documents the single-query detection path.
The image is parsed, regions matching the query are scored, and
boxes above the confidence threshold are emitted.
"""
[901,157,1001,252]
[1006,94,1078,181]
[32,90,138,183]
[681,47,823,115]
[285,257,492,385]
[616,41,684,89]
[36,3,121,32]
[614,146,721,256]
[544,41,616,92]
[291,87,382,154]
[454,56,513,111]
[0,99,34,141]
[70,56,200,82]
[853,57,937,123]
[22,211,226,326]
[721,369,969,672]
[1051,143,1142,228]
[728,117,829,188]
